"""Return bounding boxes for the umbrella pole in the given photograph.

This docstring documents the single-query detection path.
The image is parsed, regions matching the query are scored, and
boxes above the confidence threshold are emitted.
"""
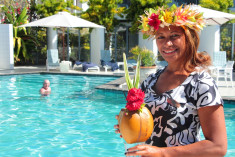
[62,28,65,61]
[78,29,81,61]
[67,28,70,61]
[232,23,234,60]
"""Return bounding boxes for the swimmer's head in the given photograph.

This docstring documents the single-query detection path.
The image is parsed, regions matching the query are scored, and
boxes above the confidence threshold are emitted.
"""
[43,80,50,90]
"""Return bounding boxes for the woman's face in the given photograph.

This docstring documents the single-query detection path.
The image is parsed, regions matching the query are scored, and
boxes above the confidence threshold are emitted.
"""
[155,26,186,64]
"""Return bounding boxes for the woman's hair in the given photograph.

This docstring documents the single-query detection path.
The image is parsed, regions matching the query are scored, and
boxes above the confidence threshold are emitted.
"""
[180,27,211,72]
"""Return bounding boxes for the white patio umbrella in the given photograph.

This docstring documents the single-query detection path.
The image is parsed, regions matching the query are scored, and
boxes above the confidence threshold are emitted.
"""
[19,11,105,60]
[190,5,235,61]
[191,5,235,25]
[19,11,104,28]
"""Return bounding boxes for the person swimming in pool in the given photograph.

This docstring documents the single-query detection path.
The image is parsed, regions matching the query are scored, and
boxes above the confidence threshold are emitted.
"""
[40,79,51,96]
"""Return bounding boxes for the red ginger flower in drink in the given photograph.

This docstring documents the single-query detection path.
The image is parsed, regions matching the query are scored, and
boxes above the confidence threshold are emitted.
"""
[126,88,145,111]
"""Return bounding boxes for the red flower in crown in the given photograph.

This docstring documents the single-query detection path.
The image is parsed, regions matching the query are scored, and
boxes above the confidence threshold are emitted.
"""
[126,88,145,111]
[148,13,161,30]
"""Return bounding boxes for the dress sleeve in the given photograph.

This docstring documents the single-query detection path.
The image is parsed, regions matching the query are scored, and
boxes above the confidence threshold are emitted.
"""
[194,71,223,109]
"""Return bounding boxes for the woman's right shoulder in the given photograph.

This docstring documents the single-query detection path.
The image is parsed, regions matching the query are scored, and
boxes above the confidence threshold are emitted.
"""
[147,68,164,78]
[140,68,163,90]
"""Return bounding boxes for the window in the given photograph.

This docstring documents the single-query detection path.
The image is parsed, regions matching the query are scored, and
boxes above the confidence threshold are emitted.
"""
[173,0,199,6]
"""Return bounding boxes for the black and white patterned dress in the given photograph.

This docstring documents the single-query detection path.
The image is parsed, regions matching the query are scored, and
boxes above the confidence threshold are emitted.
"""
[140,68,223,147]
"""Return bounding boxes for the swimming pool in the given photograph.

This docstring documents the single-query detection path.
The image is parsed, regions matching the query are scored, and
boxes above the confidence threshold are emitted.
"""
[0,74,234,157]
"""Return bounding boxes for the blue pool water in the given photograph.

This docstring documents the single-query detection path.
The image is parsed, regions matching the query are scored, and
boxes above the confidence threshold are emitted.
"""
[223,101,235,156]
[0,74,234,157]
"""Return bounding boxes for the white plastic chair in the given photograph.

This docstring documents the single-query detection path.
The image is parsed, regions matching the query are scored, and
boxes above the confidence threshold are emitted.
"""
[213,51,227,68]
[215,61,234,87]
[209,51,227,81]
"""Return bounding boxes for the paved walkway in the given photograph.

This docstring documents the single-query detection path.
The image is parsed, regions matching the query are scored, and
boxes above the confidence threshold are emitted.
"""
[0,65,235,101]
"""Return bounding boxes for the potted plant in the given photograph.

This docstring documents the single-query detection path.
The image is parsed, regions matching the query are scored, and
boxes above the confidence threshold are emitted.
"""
[118,53,154,144]
[129,46,157,80]
[129,46,155,66]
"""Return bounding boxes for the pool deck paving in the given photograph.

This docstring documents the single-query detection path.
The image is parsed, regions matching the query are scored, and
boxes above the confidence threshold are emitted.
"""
[0,65,235,101]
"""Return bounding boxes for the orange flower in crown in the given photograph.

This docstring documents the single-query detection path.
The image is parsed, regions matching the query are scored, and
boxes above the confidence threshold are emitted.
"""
[139,4,206,39]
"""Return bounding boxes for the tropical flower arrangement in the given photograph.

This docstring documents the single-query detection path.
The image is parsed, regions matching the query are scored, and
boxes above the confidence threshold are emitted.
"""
[122,53,146,113]
[118,53,153,144]
[139,4,205,39]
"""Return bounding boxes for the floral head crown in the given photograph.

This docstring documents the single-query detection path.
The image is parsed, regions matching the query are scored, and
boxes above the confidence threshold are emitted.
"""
[139,4,206,39]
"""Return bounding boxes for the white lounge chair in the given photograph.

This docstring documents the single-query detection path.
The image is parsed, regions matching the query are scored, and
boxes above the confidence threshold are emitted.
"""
[46,49,60,71]
[73,61,100,72]
[117,59,137,71]
[100,50,119,72]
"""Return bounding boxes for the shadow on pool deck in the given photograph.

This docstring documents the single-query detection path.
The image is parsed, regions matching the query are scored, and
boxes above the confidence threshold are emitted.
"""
[0,65,235,101]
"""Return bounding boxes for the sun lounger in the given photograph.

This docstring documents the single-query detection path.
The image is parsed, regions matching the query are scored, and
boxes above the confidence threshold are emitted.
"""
[117,59,137,71]
[100,60,119,72]
[100,50,119,72]
[46,49,60,71]
[73,61,100,72]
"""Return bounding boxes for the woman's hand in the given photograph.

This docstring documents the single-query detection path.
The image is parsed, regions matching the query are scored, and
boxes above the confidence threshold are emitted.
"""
[114,115,122,137]
[125,144,163,157]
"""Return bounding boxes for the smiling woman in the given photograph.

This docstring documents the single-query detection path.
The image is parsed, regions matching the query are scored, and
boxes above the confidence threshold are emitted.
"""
[115,4,228,157]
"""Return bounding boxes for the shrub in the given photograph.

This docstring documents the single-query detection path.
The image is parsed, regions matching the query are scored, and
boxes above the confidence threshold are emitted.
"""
[129,46,156,66]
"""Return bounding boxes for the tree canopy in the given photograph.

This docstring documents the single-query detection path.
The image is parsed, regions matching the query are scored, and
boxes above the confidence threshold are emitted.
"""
[35,0,81,17]
[125,0,171,33]
[200,0,233,12]
[80,0,125,33]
